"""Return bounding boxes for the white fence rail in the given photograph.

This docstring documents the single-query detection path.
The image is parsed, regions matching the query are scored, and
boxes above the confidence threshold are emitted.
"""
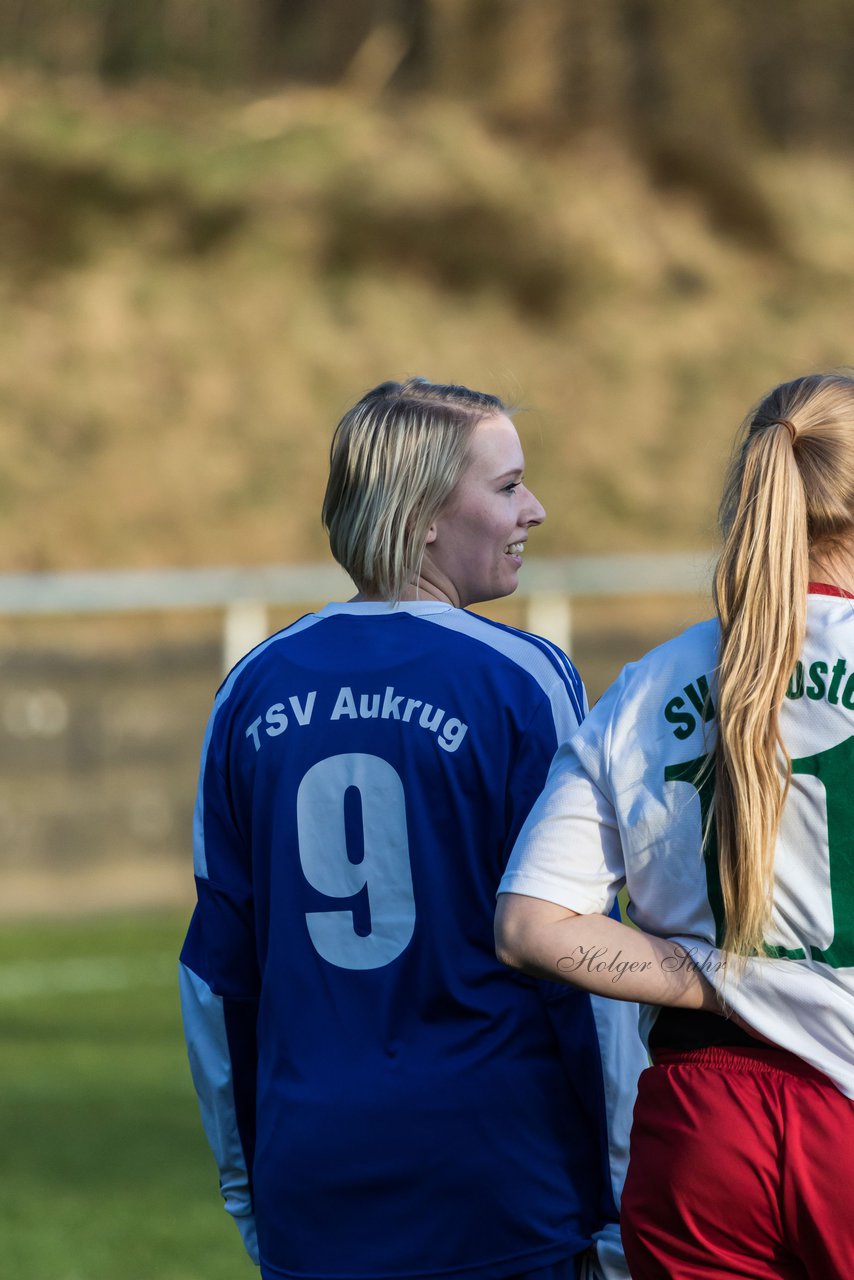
[0,553,715,669]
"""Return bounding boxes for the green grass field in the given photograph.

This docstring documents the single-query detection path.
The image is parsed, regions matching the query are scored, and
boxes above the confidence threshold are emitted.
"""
[0,911,257,1280]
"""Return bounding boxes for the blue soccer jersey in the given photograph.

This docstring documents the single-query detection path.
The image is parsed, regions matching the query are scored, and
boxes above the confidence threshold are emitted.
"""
[179,601,642,1280]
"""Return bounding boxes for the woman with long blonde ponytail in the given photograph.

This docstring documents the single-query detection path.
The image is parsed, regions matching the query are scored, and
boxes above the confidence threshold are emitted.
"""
[497,372,854,1278]
[713,375,854,962]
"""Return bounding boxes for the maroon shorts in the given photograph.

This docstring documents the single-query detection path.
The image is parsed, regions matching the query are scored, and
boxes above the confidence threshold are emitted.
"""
[621,1046,854,1279]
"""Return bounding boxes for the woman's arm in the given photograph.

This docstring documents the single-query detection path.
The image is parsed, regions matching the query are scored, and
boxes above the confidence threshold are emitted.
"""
[495,892,722,1011]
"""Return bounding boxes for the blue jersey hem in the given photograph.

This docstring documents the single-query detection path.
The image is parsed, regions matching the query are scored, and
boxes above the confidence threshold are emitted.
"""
[259,1240,584,1280]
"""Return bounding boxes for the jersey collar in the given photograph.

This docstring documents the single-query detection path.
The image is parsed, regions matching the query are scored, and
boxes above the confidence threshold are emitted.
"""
[808,581,854,599]
[317,600,456,617]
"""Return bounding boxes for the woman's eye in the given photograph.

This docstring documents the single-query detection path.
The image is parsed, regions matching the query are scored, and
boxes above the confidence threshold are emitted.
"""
[503,482,521,493]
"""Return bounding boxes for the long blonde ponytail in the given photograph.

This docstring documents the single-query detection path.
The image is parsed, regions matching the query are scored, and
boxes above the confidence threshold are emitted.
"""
[713,374,854,957]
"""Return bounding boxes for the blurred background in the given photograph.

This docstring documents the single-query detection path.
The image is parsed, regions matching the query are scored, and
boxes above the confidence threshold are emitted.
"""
[2,1,853,1275]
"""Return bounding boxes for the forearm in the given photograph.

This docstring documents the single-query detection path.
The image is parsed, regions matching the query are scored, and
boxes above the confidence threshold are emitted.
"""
[553,913,721,1008]
[495,893,722,1011]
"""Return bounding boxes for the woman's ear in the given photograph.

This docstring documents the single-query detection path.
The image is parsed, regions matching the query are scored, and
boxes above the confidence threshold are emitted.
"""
[425,522,437,545]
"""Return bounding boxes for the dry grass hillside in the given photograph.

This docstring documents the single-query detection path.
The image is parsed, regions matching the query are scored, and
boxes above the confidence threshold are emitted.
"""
[4,72,854,913]
[1,72,853,574]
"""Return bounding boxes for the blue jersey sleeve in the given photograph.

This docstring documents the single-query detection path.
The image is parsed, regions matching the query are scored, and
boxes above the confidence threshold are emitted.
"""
[503,694,578,861]
[179,704,261,1263]
[505,668,642,1280]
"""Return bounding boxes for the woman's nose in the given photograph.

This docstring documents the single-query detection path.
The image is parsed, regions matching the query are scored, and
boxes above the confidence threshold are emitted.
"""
[523,487,546,527]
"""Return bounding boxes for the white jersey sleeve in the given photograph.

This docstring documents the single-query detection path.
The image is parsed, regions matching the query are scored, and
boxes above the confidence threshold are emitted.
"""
[499,735,626,916]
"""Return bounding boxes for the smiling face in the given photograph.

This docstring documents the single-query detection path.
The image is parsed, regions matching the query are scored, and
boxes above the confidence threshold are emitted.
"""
[422,413,545,608]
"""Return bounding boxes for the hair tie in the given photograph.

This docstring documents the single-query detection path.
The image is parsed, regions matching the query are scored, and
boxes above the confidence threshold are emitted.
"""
[771,417,797,443]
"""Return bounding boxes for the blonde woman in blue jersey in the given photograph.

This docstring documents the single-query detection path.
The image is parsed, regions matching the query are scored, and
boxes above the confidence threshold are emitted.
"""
[180,379,644,1280]
[497,372,854,1279]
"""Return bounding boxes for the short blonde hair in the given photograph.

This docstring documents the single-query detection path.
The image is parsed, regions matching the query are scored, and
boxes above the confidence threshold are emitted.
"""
[322,378,506,600]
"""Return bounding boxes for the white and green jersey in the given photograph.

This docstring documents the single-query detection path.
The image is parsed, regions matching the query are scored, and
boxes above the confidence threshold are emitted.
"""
[500,585,854,1098]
